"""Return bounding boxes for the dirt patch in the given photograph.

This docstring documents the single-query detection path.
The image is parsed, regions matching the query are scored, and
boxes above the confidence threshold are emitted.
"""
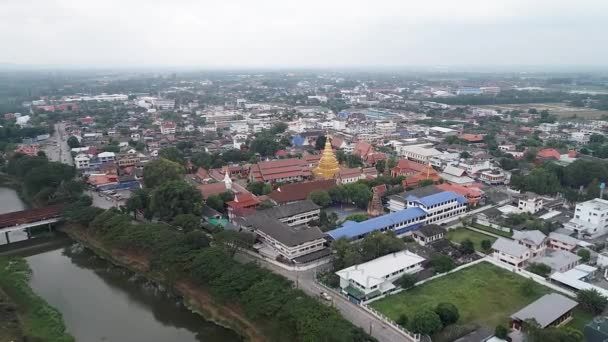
[61,225,265,342]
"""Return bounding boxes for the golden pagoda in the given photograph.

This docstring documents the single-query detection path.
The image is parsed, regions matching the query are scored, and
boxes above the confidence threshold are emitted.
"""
[313,136,340,179]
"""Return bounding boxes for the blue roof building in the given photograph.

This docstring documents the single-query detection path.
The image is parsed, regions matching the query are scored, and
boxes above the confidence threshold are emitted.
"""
[327,190,468,241]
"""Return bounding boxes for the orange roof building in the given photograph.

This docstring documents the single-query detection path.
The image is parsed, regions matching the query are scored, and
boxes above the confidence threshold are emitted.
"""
[391,159,426,177]
[436,183,483,206]
[249,158,312,184]
[537,148,561,160]
[458,134,485,143]
[227,192,262,222]
[403,164,441,188]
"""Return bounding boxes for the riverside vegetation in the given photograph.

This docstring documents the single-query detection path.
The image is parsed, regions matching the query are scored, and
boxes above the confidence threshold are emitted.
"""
[63,206,375,342]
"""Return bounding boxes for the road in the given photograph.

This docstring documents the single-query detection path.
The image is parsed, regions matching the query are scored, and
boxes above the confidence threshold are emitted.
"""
[43,122,73,166]
[236,252,413,342]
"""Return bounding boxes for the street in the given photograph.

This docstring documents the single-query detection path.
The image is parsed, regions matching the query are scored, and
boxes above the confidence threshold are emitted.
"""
[43,122,73,166]
[236,252,413,342]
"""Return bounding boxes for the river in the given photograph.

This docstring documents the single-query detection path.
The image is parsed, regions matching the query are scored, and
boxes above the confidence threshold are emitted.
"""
[0,187,242,342]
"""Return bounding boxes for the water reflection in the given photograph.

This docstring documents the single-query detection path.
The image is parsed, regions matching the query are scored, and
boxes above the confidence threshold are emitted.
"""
[26,245,242,342]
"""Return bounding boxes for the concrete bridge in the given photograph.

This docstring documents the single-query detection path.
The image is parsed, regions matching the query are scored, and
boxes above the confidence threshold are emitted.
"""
[0,205,63,243]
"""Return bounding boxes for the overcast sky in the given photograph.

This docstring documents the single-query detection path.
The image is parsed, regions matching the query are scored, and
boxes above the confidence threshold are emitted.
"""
[1,0,607,69]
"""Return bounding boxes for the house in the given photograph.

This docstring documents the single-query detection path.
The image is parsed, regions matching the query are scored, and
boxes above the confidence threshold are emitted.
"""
[564,198,608,238]
[512,230,547,258]
[537,148,561,161]
[336,168,364,184]
[74,154,90,169]
[248,200,320,227]
[193,168,212,183]
[510,293,577,330]
[267,179,336,205]
[249,158,312,184]
[517,195,544,214]
[491,238,531,267]
[479,169,506,185]
[535,250,581,273]
[548,232,579,252]
[336,250,425,302]
[412,224,446,246]
[458,134,485,143]
[160,121,176,135]
[439,165,475,185]
[97,151,116,163]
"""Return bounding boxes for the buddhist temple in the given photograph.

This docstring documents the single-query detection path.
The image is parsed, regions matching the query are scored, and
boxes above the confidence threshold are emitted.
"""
[367,190,384,217]
[313,136,340,179]
[403,163,441,188]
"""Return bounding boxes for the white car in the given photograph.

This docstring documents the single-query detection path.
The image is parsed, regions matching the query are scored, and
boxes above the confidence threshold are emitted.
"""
[320,292,332,301]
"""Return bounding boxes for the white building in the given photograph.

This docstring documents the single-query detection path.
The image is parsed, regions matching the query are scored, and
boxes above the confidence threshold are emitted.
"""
[397,144,442,164]
[74,154,90,169]
[336,250,425,301]
[518,196,544,214]
[492,238,532,267]
[97,151,116,163]
[570,131,591,145]
[375,121,397,135]
[564,198,608,238]
[160,121,176,135]
[153,99,175,110]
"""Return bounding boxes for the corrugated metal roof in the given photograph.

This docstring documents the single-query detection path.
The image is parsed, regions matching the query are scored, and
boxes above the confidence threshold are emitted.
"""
[326,207,427,240]
[406,191,466,207]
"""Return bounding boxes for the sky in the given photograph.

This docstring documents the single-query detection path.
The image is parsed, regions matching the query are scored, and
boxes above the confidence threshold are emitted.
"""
[1,0,608,69]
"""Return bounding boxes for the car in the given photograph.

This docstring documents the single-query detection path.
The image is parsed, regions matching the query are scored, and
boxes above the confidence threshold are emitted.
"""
[319,292,332,301]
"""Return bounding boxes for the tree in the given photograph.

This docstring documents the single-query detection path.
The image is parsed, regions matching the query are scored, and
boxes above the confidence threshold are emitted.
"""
[67,136,80,149]
[150,180,203,221]
[409,309,443,335]
[247,181,272,196]
[459,151,471,159]
[308,190,331,207]
[159,147,185,165]
[397,273,417,290]
[526,263,552,277]
[460,239,475,254]
[171,214,201,232]
[419,179,435,187]
[206,194,226,213]
[577,289,608,314]
[494,325,508,339]
[143,158,185,188]
[481,239,492,253]
[375,159,386,174]
[577,249,591,263]
[315,135,327,150]
[270,122,288,134]
[435,302,459,326]
[430,255,454,274]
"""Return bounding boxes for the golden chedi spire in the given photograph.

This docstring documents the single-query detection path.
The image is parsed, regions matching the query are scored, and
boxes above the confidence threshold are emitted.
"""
[313,136,340,179]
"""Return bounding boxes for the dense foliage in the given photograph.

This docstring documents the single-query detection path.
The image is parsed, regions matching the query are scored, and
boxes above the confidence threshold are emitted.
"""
[331,232,405,270]
[73,209,374,342]
[5,154,82,205]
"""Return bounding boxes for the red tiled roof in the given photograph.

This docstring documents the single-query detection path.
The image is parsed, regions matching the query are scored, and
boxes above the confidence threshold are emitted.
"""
[198,182,227,199]
[391,159,426,175]
[195,168,210,179]
[458,134,485,142]
[227,192,261,209]
[337,167,362,178]
[268,179,336,204]
[250,158,311,182]
[537,148,560,160]
[353,141,373,157]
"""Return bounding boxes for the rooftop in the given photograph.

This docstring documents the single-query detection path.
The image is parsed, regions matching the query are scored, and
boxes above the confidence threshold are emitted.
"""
[492,238,529,257]
[326,207,427,240]
[405,191,467,208]
[512,230,547,246]
[336,250,425,289]
[510,293,578,328]
[242,215,324,247]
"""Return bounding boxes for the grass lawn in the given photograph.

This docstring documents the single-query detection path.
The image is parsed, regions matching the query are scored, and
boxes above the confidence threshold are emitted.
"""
[446,228,497,251]
[566,307,593,333]
[370,262,550,328]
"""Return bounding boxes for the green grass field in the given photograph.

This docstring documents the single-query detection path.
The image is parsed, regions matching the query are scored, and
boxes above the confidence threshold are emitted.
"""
[370,262,550,328]
[445,228,497,251]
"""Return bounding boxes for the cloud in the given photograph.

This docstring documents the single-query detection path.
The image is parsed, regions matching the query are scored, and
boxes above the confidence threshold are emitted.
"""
[0,0,607,68]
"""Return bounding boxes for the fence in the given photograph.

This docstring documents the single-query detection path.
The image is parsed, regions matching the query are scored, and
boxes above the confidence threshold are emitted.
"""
[360,303,421,342]
[474,219,511,233]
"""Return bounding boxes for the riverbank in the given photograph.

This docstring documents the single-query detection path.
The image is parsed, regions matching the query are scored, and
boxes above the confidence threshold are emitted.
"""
[0,174,32,208]
[61,224,264,342]
[0,257,74,342]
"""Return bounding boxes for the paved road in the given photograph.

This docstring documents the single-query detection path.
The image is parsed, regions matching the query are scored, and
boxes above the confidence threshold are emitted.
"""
[236,252,412,342]
[43,123,72,166]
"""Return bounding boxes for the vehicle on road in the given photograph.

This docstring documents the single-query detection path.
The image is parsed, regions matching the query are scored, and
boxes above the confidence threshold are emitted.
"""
[320,292,332,301]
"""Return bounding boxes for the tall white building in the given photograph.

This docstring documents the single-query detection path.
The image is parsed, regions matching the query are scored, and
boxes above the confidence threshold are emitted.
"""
[564,198,608,238]
[397,144,442,164]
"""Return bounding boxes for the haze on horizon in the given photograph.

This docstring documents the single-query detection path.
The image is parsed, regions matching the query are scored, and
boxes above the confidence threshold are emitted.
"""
[2,0,608,69]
